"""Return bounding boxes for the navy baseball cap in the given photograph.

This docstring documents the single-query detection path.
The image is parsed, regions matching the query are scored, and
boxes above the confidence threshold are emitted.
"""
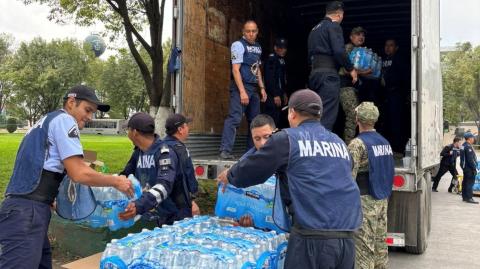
[464,132,475,139]
[325,1,344,13]
[274,38,288,49]
[127,112,155,134]
[282,89,323,116]
[165,113,192,135]
[64,85,110,112]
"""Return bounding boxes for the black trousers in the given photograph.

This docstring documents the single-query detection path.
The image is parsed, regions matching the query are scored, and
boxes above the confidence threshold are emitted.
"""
[432,164,457,191]
[308,71,340,131]
[284,232,355,269]
[462,170,476,201]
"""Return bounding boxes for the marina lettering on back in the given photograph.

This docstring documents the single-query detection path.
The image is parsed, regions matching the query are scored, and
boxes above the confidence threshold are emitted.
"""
[372,144,393,157]
[298,139,350,160]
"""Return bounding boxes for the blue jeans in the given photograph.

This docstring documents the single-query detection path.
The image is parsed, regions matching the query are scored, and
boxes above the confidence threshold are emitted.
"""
[0,197,52,269]
[220,82,260,152]
[308,72,340,131]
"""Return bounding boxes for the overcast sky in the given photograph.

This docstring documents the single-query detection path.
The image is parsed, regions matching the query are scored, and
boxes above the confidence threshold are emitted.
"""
[0,1,173,59]
[0,0,479,56]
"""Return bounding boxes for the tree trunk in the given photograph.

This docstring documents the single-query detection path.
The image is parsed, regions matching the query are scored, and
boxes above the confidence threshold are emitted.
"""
[149,105,171,138]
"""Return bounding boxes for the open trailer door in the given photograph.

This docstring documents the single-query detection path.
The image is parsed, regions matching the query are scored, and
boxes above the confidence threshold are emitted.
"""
[416,0,443,170]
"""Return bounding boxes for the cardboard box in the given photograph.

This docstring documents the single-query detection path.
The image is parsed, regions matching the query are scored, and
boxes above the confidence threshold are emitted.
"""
[83,150,104,169]
[61,252,102,269]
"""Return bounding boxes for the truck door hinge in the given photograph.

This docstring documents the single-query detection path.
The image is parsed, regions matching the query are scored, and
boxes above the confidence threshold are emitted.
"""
[411,89,418,103]
[412,35,419,50]
[173,6,179,19]
[172,95,177,109]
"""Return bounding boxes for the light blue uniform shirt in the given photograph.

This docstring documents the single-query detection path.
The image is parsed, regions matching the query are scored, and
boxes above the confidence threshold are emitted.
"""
[43,110,83,173]
[231,41,245,64]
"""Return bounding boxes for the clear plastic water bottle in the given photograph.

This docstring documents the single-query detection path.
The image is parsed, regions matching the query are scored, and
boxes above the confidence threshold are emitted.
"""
[405,139,412,157]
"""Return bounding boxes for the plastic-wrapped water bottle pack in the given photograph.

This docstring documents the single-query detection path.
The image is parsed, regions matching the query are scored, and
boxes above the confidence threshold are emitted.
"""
[473,162,480,191]
[77,174,143,231]
[349,47,382,79]
[100,215,288,269]
[215,176,283,233]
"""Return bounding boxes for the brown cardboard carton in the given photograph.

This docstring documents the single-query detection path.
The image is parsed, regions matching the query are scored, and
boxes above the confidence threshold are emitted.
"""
[61,252,102,269]
[83,150,104,169]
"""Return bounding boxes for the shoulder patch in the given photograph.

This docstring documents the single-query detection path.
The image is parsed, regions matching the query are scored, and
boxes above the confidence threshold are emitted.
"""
[160,145,170,154]
[159,158,171,166]
[68,126,79,138]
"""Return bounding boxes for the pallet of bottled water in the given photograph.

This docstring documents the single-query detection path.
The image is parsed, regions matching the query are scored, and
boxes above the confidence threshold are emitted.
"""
[76,175,143,231]
[100,215,288,269]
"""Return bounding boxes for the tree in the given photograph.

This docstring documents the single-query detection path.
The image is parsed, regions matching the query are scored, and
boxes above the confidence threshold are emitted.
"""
[6,117,17,133]
[101,49,149,119]
[0,33,14,114]
[5,38,89,124]
[442,42,480,137]
[27,0,171,134]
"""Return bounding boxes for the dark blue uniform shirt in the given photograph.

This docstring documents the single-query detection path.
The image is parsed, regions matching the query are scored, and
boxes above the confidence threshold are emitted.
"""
[307,17,353,71]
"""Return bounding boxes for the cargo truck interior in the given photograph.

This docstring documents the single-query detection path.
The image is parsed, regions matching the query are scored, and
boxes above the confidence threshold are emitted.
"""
[179,0,413,161]
[257,0,412,154]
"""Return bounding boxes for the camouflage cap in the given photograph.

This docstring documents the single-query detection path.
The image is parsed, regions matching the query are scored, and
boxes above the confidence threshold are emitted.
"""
[351,26,367,35]
[355,102,379,124]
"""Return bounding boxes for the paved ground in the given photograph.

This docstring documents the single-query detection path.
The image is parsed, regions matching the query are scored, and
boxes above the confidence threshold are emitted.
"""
[389,175,480,269]
[53,173,480,269]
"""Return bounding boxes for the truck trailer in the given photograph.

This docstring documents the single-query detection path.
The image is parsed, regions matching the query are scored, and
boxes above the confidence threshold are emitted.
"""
[169,0,442,254]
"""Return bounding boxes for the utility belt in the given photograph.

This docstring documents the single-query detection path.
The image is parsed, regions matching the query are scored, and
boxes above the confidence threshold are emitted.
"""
[356,171,370,196]
[291,225,354,239]
[7,170,64,205]
[311,54,337,73]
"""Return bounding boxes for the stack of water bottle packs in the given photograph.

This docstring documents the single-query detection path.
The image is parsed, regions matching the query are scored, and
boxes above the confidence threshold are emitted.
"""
[473,162,480,192]
[77,175,143,231]
[215,176,281,233]
[100,215,288,269]
[348,47,382,78]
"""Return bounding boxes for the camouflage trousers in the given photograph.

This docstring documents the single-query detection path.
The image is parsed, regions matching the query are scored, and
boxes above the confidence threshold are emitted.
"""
[339,87,359,144]
[354,195,388,269]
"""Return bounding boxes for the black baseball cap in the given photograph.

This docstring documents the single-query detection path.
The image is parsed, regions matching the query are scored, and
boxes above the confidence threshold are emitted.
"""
[325,1,344,13]
[64,85,110,112]
[127,112,155,134]
[274,38,288,49]
[165,113,192,135]
[282,89,323,116]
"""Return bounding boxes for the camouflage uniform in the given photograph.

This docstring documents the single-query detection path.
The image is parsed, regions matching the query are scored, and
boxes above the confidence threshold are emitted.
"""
[339,43,359,144]
[348,102,388,269]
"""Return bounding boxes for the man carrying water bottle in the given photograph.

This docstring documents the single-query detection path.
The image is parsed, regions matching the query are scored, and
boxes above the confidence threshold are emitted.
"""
[0,85,133,269]
[119,113,200,225]
[218,89,362,269]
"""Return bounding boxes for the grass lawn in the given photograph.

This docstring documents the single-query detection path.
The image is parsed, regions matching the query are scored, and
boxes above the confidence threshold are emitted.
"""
[0,133,133,199]
[0,133,217,214]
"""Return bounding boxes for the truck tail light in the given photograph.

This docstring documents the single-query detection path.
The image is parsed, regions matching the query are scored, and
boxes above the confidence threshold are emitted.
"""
[195,166,206,177]
[393,175,405,188]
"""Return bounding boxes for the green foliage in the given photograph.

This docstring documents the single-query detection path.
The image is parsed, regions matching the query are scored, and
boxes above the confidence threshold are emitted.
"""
[0,33,14,114]
[442,42,480,130]
[6,117,17,133]
[25,0,169,109]
[4,38,89,124]
[100,49,149,119]
[0,134,133,199]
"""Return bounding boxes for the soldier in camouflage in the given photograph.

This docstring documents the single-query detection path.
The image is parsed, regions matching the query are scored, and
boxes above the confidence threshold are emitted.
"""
[348,102,395,269]
[339,27,371,144]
